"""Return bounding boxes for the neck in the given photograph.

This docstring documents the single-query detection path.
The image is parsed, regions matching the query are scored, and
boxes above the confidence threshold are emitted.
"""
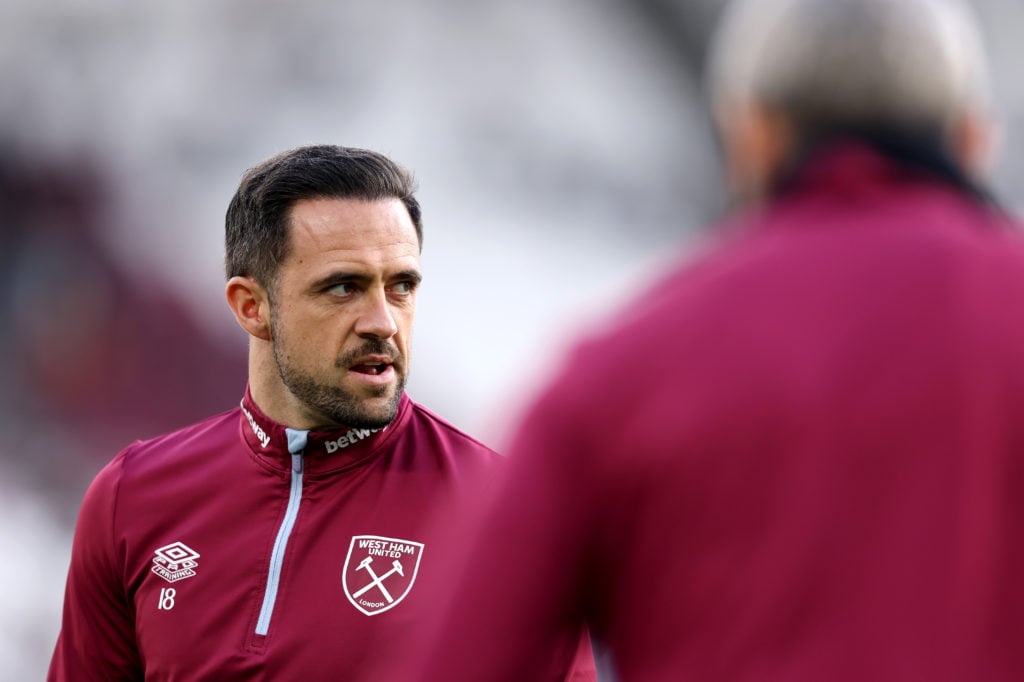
[247,340,324,431]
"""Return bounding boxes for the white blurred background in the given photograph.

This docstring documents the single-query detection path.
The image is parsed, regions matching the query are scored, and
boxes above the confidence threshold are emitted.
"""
[3,1,1023,677]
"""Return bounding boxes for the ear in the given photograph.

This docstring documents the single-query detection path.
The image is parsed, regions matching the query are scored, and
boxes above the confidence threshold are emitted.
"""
[226,276,272,341]
[716,100,794,205]
[951,110,998,182]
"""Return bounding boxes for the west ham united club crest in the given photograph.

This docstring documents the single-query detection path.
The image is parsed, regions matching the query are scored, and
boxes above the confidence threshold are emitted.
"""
[151,541,200,583]
[342,535,424,616]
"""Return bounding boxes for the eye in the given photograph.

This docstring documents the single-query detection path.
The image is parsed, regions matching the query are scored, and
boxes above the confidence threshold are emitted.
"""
[327,282,357,296]
[392,281,417,295]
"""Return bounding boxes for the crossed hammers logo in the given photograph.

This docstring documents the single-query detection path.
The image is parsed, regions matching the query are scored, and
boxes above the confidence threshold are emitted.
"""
[353,556,404,603]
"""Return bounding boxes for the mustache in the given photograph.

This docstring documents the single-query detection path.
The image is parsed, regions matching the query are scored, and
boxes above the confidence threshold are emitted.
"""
[335,339,402,368]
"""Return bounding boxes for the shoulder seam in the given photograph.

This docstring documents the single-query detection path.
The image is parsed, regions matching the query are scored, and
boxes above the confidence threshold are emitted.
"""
[408,401,501,456]
[109,444,140,601]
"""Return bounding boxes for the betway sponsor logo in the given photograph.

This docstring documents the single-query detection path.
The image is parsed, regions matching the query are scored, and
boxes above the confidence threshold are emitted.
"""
[241,405,271,448]
[325,428,380,453]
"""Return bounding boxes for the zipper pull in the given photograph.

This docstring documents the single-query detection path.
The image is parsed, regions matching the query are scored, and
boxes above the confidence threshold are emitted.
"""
[285,428,309,475]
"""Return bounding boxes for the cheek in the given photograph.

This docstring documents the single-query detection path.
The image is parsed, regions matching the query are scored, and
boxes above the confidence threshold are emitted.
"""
[395,313,415,351]
[277,311,334,348]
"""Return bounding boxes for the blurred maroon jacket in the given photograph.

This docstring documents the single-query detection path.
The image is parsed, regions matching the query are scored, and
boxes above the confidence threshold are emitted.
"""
[412,144,1024,681]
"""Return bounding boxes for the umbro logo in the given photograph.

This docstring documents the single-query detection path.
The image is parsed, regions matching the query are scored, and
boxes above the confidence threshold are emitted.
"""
[151,541,201,584]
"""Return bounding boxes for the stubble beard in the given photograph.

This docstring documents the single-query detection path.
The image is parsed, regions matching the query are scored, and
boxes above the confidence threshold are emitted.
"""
[271,319,406,430]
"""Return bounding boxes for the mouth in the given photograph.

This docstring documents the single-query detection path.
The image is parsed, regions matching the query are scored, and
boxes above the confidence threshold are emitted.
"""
[350,361,391,376]
[347,354,398,385]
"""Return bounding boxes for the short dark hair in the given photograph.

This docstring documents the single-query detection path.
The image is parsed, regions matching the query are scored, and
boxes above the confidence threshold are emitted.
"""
[224,144,422,289]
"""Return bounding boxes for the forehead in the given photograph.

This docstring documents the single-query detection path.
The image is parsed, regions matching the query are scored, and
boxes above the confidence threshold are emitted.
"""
[283,197,420,276]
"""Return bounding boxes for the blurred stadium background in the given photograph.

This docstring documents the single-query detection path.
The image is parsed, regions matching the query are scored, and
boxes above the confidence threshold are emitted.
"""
[3,0,1023,677]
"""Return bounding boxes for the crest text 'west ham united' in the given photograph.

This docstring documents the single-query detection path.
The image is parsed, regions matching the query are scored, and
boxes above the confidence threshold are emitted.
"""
[342,535,424,616]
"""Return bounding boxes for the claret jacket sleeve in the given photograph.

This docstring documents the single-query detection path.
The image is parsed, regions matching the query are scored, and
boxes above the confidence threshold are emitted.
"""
[49,450,144,681]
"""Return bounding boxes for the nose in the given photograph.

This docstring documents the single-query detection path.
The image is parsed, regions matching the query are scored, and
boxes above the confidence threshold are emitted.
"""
[355,288,398,340]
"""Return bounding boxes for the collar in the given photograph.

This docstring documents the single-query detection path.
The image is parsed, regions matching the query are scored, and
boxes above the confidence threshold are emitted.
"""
[775,138,995,208]
[238,386,412,476]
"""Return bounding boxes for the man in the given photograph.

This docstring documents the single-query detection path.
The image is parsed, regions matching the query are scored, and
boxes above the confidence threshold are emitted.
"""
[49,145,595,680]
[410,1,1024,680]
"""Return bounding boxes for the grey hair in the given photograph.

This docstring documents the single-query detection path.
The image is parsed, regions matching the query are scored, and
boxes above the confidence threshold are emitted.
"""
[706,0,991,132]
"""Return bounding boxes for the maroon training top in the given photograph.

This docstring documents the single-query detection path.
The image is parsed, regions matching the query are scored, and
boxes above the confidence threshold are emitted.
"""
[50,389,595,680]
[412,145,1024,681]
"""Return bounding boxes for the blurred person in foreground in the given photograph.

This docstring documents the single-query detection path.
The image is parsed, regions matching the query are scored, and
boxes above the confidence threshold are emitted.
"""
[48,145,595,680]
[407,0,1024,679]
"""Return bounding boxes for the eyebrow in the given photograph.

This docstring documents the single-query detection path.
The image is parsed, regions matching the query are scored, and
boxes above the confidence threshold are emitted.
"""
[393,269,424,285]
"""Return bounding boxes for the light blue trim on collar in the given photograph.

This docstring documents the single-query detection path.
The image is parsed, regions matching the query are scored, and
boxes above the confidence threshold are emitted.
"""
[285,428,309,455]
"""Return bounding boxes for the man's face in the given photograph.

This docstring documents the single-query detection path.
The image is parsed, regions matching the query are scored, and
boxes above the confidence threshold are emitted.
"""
[267,197,421,430]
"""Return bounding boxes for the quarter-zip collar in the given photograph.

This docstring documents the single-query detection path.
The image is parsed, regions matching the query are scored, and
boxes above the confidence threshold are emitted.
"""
[239,386,411,476]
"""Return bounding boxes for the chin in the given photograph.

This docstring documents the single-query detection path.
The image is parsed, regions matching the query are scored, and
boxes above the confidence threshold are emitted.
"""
[347,396,402,430]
